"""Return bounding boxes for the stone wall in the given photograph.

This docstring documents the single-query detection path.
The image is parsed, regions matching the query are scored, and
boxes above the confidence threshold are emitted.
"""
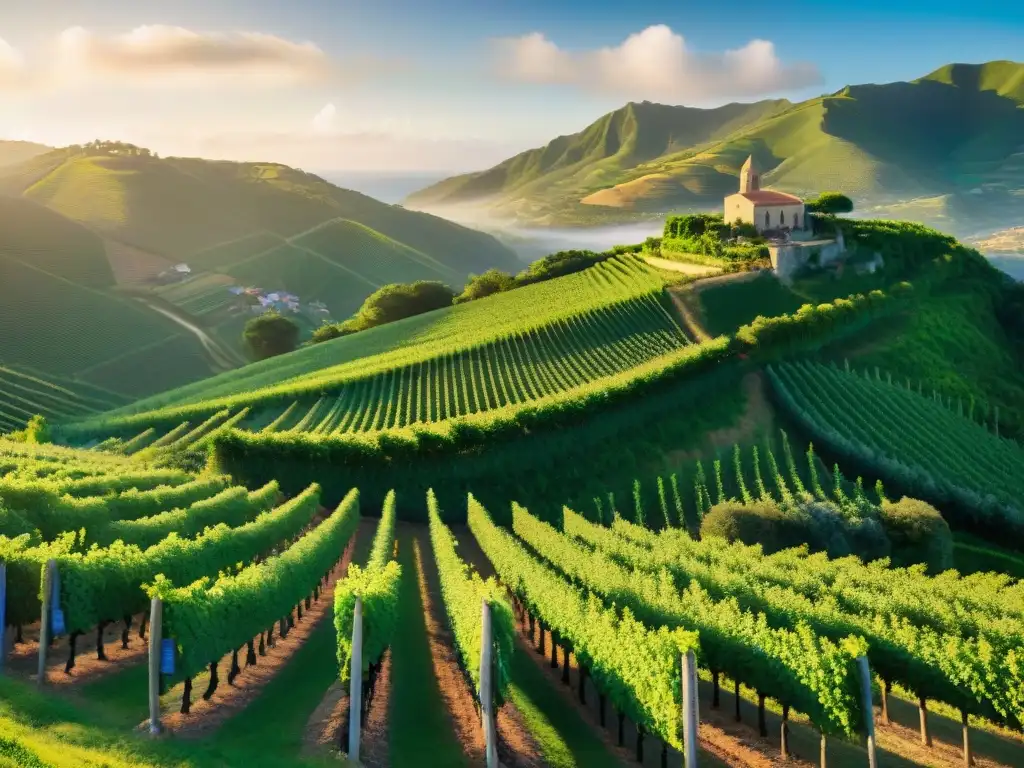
[770,231,846,281]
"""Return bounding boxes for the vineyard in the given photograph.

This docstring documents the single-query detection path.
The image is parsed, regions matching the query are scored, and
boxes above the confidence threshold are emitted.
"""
[767,361,1024,539]
[4,215,1024,767]
[0,365,128,432]
[63,256,690,439]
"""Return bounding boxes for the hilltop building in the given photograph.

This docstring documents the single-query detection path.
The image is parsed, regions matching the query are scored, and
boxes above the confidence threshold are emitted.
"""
[723,157,805,233]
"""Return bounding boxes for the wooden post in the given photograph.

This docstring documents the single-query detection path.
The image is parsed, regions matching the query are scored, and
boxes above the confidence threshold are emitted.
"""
[681,650,699,768]
[480,600,497,768]
[37,559,56,686]
[0,562,6,672]
[820,734,827,768]
[857,657,877,768]
[148,597,162,735]
[348,596,363,761]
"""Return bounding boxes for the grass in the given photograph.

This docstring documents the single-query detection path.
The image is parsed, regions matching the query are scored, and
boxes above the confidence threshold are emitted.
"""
[0,255,205,387]
[507,650,622,768]
[388,533,468,767]
[0,364,129,431]
[0,675,346,768]
[695,272,805,337]
[953,532,1024,578]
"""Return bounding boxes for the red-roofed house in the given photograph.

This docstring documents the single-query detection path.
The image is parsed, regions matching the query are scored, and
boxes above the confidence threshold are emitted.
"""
[723,156,805,233]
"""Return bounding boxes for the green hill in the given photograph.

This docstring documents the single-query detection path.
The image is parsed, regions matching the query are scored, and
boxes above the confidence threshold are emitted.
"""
[4,150,520,272]
[0,145,522,404]
[407,60,1024,231]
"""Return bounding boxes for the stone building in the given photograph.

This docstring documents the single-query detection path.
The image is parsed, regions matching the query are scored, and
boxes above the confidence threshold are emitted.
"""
[723,156,805,233]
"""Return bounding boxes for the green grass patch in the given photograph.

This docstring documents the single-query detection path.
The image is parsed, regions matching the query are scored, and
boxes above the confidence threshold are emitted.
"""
[954,532,1024,578]
[508,650,621,768]
[696,272,805,337]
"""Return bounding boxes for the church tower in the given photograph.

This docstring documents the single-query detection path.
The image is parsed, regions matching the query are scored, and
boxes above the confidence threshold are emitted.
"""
[739,155,760,193]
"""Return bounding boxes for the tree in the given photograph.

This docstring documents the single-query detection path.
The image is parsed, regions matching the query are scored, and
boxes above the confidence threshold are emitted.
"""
[454,269,516,304]
[352,281,456,328]
[243,312,300,361]
[806,192,854,215]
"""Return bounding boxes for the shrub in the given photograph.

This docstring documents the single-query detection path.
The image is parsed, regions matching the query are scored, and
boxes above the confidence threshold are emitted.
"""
[700,500,818,554]
[350,281,456,328]
[516,250,612,284]
[243,312,300,361]
[702,498,892,560]
[8,414,52,444]
[455,269,516,304]
[879,497,954,572]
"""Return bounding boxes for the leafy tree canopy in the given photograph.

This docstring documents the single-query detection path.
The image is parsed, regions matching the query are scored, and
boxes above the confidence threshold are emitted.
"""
[806,192,854,215]
[243,311,300,361]
[455,269,516,304]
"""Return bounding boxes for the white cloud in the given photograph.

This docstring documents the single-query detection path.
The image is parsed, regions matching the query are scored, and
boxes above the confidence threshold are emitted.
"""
[494,25,822,102]
[0,37,28,87]
[312,103,338,134]
[53,25,334,86]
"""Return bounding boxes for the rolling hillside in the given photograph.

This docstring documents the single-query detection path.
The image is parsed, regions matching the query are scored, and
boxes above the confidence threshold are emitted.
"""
[0,145,522,405]
[407,60,1024,232]
[0,139,51,169]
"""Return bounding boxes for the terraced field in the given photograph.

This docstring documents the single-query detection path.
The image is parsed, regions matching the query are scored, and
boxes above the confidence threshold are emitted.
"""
[65,256,687,437]
[0,365,128,432]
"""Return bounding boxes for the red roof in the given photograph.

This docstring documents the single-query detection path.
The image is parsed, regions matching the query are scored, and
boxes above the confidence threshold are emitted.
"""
[738,190,803,205]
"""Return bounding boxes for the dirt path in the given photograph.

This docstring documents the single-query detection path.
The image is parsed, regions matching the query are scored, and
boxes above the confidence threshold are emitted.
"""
[134,297,239,371]
[666,287,712,342]
[152,531,359,738]
[5,612,149,686]
[644,256,724,277]
[410,526,488,764]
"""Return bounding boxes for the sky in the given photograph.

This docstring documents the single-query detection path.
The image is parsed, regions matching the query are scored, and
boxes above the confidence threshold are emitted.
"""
[0,0,1021,173]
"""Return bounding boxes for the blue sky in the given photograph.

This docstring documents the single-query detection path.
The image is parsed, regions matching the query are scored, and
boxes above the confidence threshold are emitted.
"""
[0,0,1020,171]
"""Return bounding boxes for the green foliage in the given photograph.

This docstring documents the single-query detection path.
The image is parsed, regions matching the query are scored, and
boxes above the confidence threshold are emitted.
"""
[243,312,300,361]
[154,488,360,680]
[696,273,805,337]
[879,498,954,572]
[805,192,854,214]
[335,491,401,683]
[515,250,614,284]
[7,415,51,444]
[103,476,233,521]
[455,269,516,304]
[700,499,816,554]
[569,510,1024,724]
[65,257,670,434]
[90,481,279,549]
[509,501,867,737]
[769,360,1024,545]
[468,495,699,747]
[0,365,128,435]
[428,490,514,706]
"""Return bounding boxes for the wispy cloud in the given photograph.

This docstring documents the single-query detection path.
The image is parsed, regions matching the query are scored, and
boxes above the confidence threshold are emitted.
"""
[494,25,822,102]
[52,25,334,86]
[311,103,338,134]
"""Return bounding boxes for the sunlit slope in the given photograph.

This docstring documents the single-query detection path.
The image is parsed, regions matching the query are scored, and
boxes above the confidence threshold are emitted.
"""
[0,364,128,432]
[226,220,466,317]
[10,152,519,275]
[64,257,689,435]
[0,195,113,287]
[0,255,208,395]
[408,60,1024,222]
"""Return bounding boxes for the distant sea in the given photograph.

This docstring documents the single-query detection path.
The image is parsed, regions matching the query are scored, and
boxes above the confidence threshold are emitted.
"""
[317,171,450,204]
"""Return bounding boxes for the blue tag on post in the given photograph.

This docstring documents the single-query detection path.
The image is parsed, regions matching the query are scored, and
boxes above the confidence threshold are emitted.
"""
[160,638,175,675]
[51,607,65,636]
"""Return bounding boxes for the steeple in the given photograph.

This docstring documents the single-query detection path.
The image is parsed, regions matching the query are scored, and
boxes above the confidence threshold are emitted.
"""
[739,155,760,193]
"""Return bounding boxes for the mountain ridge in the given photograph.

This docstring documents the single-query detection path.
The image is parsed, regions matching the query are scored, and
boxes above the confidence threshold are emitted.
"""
[405,60,1024,231]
